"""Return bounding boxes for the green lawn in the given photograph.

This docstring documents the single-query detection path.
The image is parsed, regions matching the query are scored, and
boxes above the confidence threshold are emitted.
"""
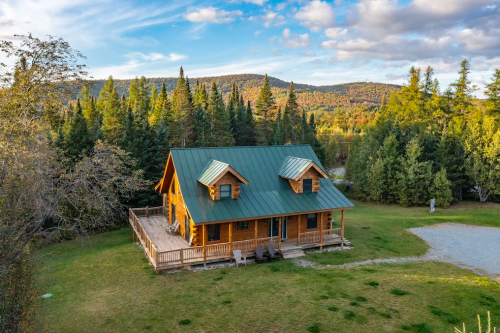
[39,200,500,332]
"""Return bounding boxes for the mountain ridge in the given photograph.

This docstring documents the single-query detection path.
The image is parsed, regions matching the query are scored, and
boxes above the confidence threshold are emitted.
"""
[86,74,401,110]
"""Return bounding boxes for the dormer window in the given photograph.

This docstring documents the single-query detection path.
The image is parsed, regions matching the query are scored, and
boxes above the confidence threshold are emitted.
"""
[220,184,231,199]
[279,156,328,194]
[303,179,313,193]
[198,160,249,201]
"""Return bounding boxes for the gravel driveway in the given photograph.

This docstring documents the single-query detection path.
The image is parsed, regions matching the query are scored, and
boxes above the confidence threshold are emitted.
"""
[409,223,500,280]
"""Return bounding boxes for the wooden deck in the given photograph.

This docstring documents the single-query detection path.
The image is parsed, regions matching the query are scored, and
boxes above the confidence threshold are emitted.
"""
[129,207,345,271]
[136,215,189,252]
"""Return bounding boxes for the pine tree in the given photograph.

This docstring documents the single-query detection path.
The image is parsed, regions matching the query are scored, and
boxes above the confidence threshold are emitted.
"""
[207,81,234,146]
[397,138,433,206]
[308,113,325,163]
[378,135,400,203]
[235,94,247,146]
[272,106,284,145]
[226,94,237,139]
[129,76,151,120]
[452,59,475,115]
[254,74,276,145]
[192,104,212,147]
[171,68,194,147]
[285,81,300,142]
[100,77,125,144]
[150,84,157,114]
[485,69,500,116]
[153,120,172,178]
[150,81,172,129]
[245,100,256,146]
[366,157,385,203]
[63,98,94,162]
[430,167,453,208]
[299,110,309,143]
[283,105,292,144]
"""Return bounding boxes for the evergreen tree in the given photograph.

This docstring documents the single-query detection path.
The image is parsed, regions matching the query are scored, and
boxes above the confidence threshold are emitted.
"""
[245,100,256,146]
[378,135,400,203]
[100,77,125,144]
[129,76,151,120]
[285,81,300,142]
[150,84,157,114]
[485,69,500,116]
[299,109,310,143]
[308,113,325,163]
[366,157,385,203]
[207,81,234,146]
[226,93,237,139]
[272,106,284,145]
[430,167,453,208]
[235,94,247,146]
[283,105,292,144]
[192,104,212,147]
[150,81,172,129]
[254,74,276,145]
[451,59,475,115]
[153,120,172,178]
[171,68,194,147]
[397,138,433,206]
[63,98,94,162]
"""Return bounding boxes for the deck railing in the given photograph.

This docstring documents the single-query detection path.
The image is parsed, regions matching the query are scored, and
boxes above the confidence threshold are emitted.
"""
[130,207,345,270]
[300,228,342,246]
[129,208,160,265]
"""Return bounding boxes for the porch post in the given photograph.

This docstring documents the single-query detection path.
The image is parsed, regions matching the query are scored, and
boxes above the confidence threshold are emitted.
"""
[319,212,323,250]
[278,216,282,250]
[229,222,233,255]
[203,224,207,260]
[254,219,258,250]
[146,206,149,218]
[341,209,345,247]
[297,215,301,246]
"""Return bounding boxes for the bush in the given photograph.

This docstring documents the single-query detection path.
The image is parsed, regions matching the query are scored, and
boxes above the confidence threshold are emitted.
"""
[390,288,409,296]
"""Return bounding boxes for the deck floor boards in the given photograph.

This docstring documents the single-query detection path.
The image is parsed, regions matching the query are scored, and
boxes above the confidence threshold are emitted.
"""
[137,215,189,252]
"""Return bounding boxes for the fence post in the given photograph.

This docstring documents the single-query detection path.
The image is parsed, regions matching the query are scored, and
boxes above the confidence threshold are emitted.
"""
[146,206,149,218]
[297,215,301,246]
[341,209,345,248]
[203,225,207,261]
[319,212,323,251]
[180,248,184,264]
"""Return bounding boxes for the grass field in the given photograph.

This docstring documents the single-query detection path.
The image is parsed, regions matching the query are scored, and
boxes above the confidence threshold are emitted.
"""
[39,200,500,332]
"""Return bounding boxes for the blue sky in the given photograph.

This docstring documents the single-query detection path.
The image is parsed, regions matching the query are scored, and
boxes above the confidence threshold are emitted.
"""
[1,0,499,96]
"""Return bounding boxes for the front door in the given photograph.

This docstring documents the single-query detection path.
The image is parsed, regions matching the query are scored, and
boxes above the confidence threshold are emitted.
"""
[171,203,175,224]
[269,217,279,237]
[185,215,190,240]
[281,217,288,240]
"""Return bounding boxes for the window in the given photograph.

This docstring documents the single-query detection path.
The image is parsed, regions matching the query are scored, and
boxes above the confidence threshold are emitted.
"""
[237,221,248,230]
[207,224,220,241]
[307,213,317,229]
[170,179,175,194]
[303,179,313,193]
[220,184,231,199]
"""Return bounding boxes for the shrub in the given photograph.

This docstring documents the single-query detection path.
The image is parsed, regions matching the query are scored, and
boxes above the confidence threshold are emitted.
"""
[390,288,409,296]
[344,311,356,320]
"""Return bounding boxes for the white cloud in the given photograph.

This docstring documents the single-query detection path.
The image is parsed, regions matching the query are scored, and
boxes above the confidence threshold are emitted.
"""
[279,28,310,48]
[242,0,268,4]
[325,28,348,38]
[126,52,187,62]
[385,73,406,80]
[184,7,242,23]
[294,0,335,32]
[248,10,285,27]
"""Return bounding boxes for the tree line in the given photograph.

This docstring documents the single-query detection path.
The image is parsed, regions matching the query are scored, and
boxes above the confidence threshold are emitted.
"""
[344,60,500,207]
[54,68,325,206]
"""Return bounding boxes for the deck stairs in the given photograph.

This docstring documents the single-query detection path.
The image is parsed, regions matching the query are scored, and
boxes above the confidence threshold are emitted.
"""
[281,241,305,259]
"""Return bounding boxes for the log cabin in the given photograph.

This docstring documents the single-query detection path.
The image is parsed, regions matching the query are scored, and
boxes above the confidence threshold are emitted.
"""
[129,145,354,270]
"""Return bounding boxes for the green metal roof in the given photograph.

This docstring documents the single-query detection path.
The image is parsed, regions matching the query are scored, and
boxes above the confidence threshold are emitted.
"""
[198,160,229,186]
[170,145,354,224]
[279,156,320,180]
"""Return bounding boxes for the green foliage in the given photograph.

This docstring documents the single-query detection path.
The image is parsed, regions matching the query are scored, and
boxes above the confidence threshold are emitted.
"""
[255,74,276,145]
[390,289,409,296]
[430,168,453,208]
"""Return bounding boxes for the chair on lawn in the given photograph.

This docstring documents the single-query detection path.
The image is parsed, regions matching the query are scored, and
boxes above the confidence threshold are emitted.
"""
[266,244,281,261]
[232,250,247,267]
[255,246,268,263]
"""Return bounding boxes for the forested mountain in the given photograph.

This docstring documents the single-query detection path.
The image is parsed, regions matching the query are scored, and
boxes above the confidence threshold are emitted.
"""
[85,74,400,111]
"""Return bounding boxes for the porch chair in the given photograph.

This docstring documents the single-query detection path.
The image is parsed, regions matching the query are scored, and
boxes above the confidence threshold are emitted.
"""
[255,246,268,263]
[166,221,180,234]
[232,250,247,267]
[266,244,282,261]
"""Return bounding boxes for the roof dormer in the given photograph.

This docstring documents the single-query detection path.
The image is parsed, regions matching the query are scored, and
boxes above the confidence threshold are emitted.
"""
[279,156,328,194]
[198,160,249,201]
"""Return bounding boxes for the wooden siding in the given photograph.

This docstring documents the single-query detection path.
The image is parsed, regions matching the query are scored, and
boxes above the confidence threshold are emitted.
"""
[288,168,321,194]
[166,173,194,241]
[208,172,241,201]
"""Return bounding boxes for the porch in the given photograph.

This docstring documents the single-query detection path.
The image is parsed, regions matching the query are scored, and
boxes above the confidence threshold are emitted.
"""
[129,207,346,271]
